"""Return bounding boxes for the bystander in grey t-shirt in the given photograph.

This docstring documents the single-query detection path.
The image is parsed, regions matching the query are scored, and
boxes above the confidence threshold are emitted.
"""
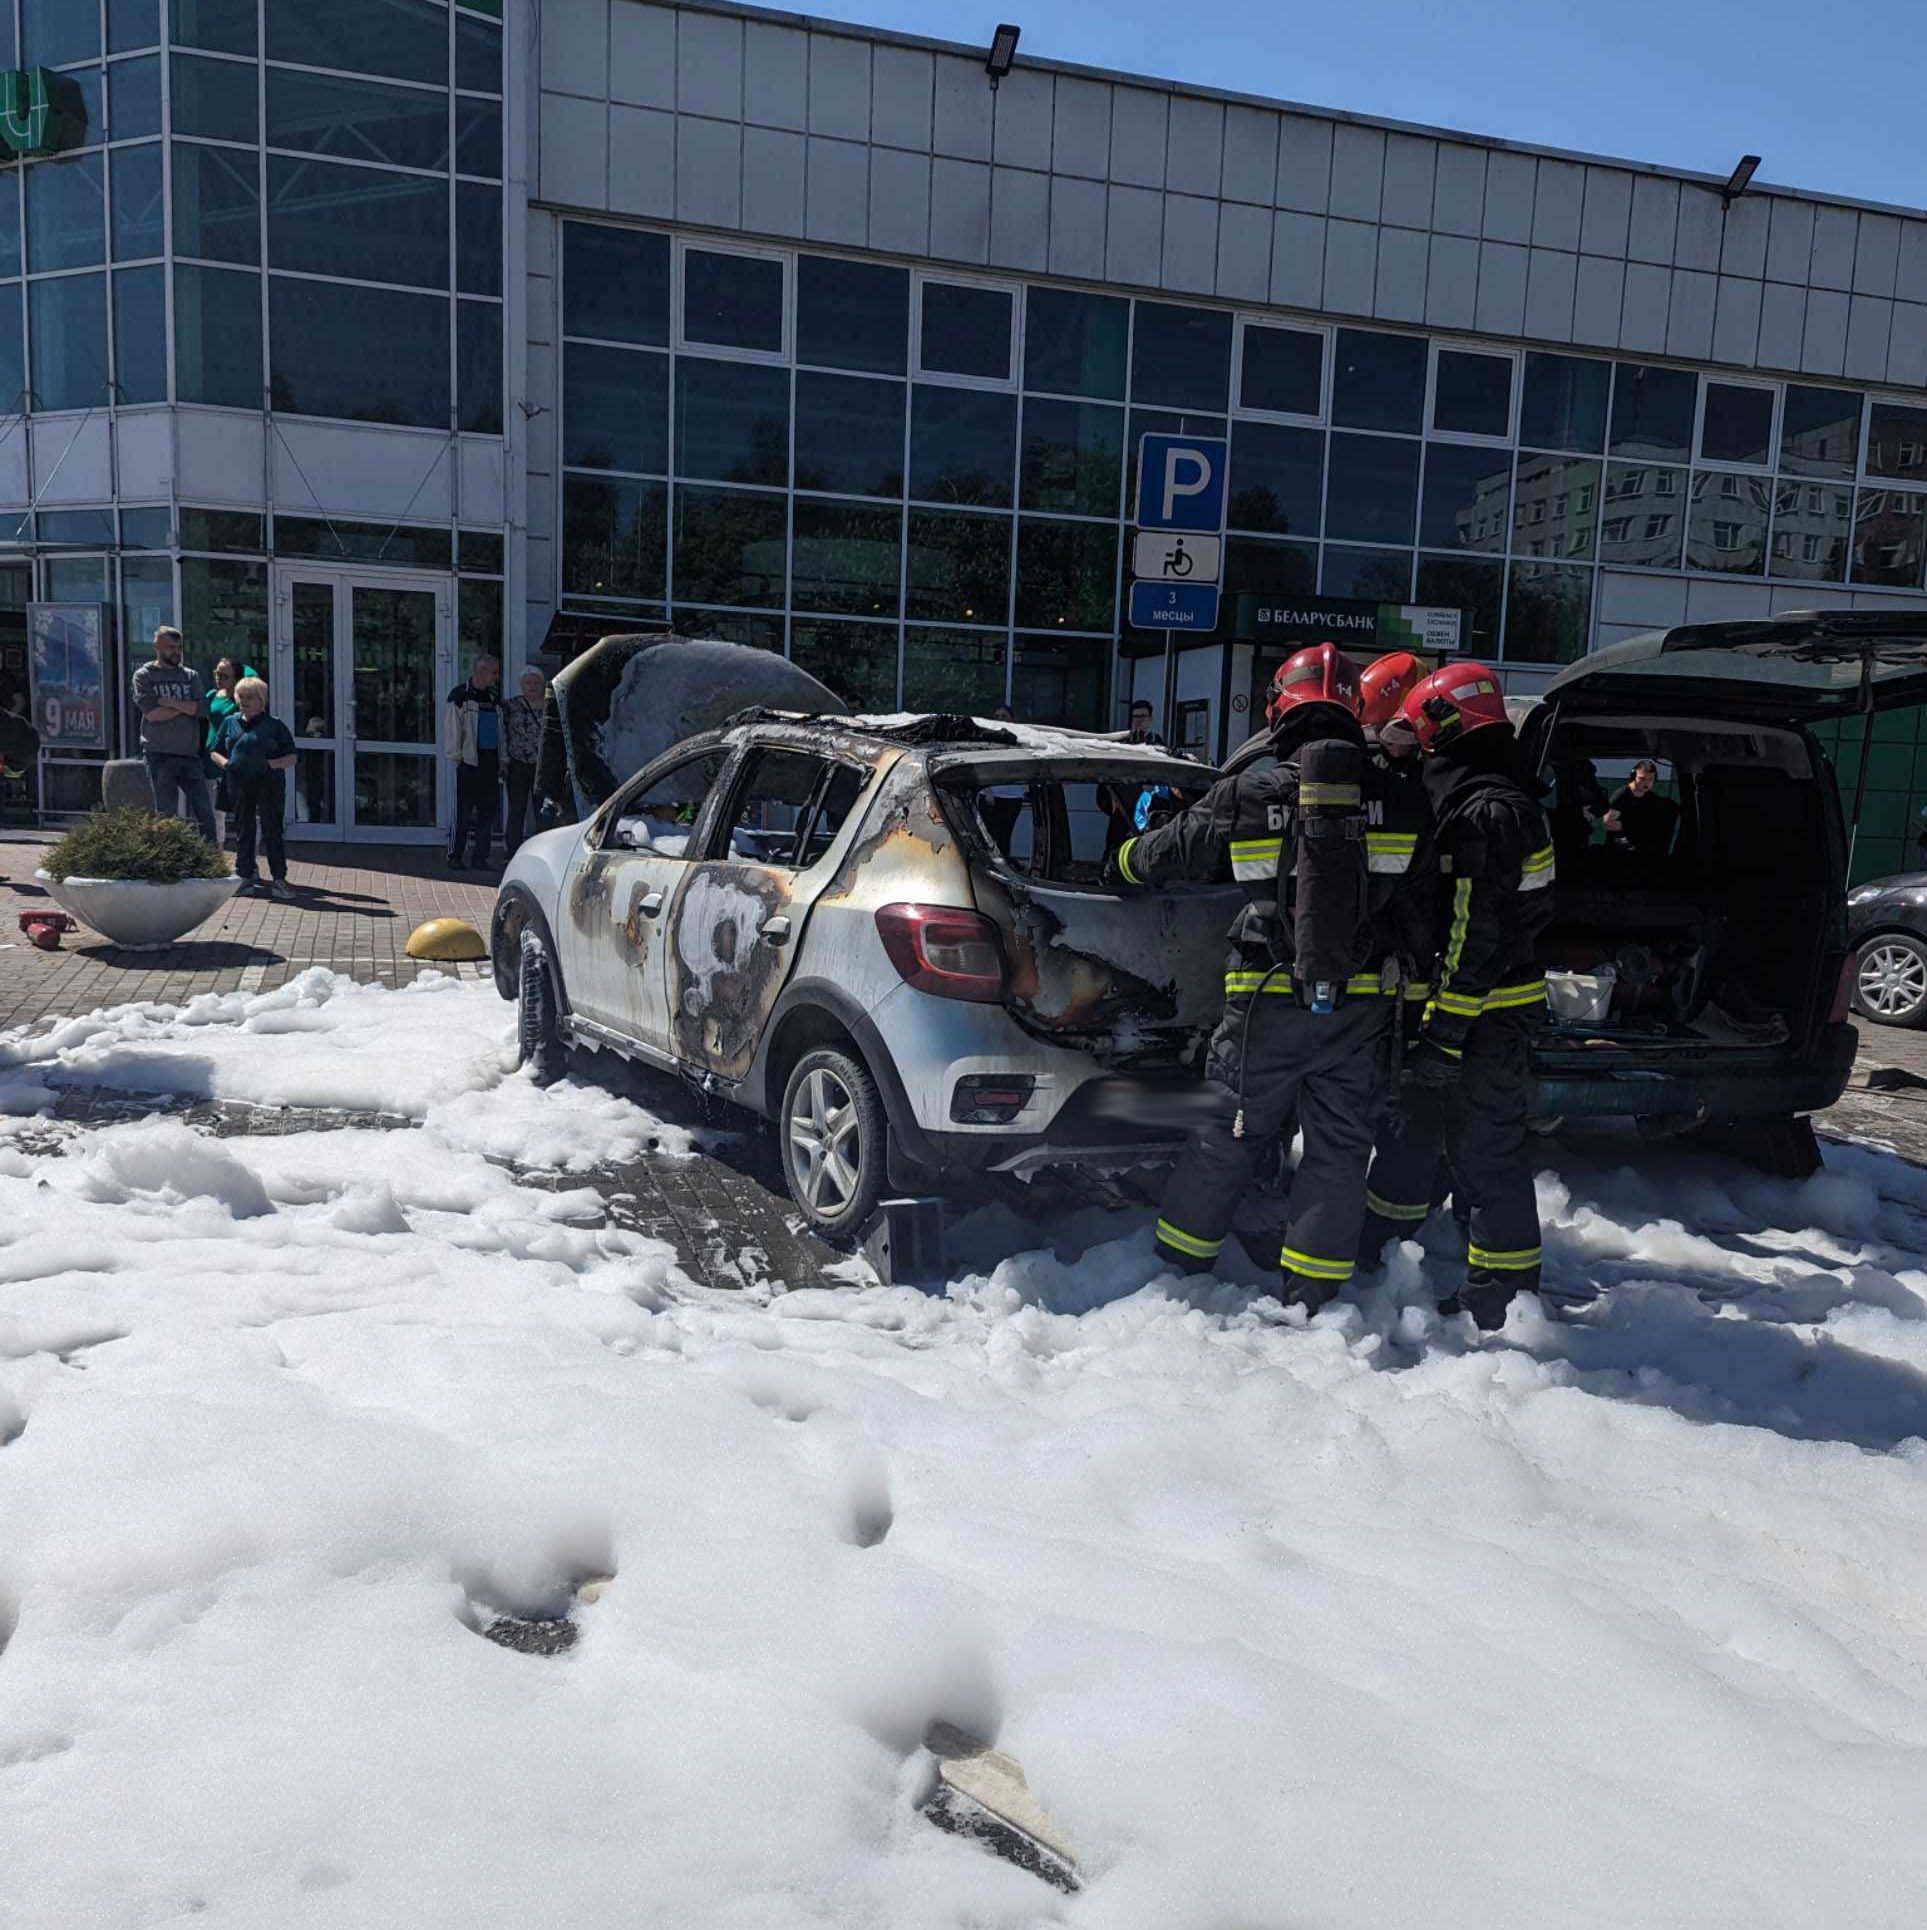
[131,660,206,758]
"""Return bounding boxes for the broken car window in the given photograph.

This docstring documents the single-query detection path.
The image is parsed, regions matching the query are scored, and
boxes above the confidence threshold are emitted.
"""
[717,748,869,869]
[609,749,727,858]
[963,771,1206,885]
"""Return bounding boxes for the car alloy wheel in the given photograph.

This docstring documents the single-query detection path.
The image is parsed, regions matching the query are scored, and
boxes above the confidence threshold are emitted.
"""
[1857,937,1927,1023]
[789,1066,861,1215]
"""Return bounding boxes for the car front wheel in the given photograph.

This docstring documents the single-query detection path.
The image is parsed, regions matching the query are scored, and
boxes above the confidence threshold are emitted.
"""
[1854,932,1927,1027]
[516,928,567,1082]
[780,1045,886,1238]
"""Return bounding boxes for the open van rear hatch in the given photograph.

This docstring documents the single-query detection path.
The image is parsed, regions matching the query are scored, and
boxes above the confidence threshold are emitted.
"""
[930,751,1241,1062]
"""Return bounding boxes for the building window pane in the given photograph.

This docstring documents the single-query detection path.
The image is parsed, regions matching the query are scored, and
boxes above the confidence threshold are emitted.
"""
[792,499,902,618]
[563,222,668,347]
[1239,323,1322,417]
[175,264,259,407]
[910,384,1015,507]
[1015,520,1116,631]
[179,507,264,552]
[921,281,1011,381]
[1128,409,1228,463]
[904,627,1006,713]
[1226,535,1316,599]
[173,142,260,266]
[459,578,502,668]
[266,70,450,172]
[1598,462,1684,568]
[1131,301,1231,411]
[180,558,268,665]
[111,143,164,261]
[794,372,905,498]
[1326,432,1420,545]
[675,358,789,487]
[457,299,501,434]
[24,0,100,64]
[1684,471,1769,573]
[454,97,501,178]
[274,516,450,569]
[456,182,501,298]
[1415,555,1502,656]
[0,289,22,415]
[905,509,1010,624]
[268,277,447,426]
[29,275,107,412]
[109,0,161,56]
[1768,480,1852,583]
[1504,561,1592,664]
[1020,397,1124,517]
[1012,635,1105,730]
[1332,329,1425,434]
[561,476,666,600]
[1700,383,1773,467]
[1866,402,1927,484]
[1432,350,1511,438]
[1025,287,1126,400]
[791,618,897,710]
[27,155,104,274]
[1609,362,1695,462]
[1227,421,1321,537]
[684,248,783,354]
[0,181,20,279]
[1419,444,1511,552]
[563,344,667,474]
[670,608,780,651]
[1851,488,1927,587]
[459,530,504,574]
[1320,546,1411,599]
[108,53,162,140]
[1779,385,1861,478]
[456,13,503,94]
[268,156,446,287]
[113,265,166,404]
[171,51,258,143]
[1519,352,1608,453]
[120,509,172,549]
[1513,454,1600,562]
[673,486,786,607]
[797,255,907,375]
[265,0,444,87]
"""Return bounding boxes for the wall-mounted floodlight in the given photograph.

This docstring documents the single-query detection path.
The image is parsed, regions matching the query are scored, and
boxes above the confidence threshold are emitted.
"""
[1721,154,1761,206]
[985,23,1021,87]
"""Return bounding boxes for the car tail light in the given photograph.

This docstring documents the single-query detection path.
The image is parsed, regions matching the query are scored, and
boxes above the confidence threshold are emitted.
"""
[875,902,1005,1003]
[951,1074,1035,1124]
[1828,949,1859,1023]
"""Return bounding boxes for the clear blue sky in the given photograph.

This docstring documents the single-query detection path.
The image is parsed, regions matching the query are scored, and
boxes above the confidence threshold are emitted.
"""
[802,0,1906,209]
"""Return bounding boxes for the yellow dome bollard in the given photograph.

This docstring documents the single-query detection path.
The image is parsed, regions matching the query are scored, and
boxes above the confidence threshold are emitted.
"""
[405,916,487,961]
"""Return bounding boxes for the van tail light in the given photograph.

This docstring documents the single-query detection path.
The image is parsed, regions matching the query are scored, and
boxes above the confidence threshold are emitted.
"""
[1829,949,1859,1024]
[875,903,1005,1003]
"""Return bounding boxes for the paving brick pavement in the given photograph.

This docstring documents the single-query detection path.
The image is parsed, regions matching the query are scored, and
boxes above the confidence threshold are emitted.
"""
[0,832,500,1031]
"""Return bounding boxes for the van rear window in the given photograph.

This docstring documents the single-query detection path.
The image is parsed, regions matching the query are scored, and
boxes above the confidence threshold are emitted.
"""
[960,771,1209,885]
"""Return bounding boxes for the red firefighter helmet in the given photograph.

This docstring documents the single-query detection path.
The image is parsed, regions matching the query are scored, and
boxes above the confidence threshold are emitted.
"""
[1266,642,1363,727]
[1399,662,1509,753]
[1359,651,1426,733]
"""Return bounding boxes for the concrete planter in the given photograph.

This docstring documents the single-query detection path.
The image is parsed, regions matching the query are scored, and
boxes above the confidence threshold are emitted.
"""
[34,870,241,950]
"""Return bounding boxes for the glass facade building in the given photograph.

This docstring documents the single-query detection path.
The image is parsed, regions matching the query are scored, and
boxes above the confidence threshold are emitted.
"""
[1,0,1922,860]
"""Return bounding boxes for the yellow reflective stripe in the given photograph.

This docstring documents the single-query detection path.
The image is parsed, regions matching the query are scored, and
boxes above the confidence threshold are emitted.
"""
[1443,877,1473,980]
[1279,1246,1355,1280]
[1467,1243,1542,1270]
[1434,989,1485,1016]
[1116,836,1141,885]
[1522,844,1555,872]
[1519,844,1556,893]
[1224,971,1422,997]
[1156,1219,1223,1258]
[1296,783,1360,806]
[1366,1191,1430,1222]
[1229,838,1283,861]
[1430,1039,1464,1059]
[1365,831,1416,850]
[1485,978,1548,1010]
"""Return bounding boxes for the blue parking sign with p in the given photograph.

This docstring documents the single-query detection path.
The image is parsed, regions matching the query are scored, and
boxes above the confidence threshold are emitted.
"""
[1135,433,1227,533]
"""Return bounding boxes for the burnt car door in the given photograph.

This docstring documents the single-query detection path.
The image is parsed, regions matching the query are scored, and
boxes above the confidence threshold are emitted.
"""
[664,742,879,1082]
[558,743,731,1053]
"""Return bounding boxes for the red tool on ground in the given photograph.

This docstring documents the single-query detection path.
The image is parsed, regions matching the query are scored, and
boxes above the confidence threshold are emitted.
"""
[18,910,75,951]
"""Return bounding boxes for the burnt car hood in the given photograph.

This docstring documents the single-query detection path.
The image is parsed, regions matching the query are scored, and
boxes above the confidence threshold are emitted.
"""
[1538,611,1927,723]
[551,633,844,813]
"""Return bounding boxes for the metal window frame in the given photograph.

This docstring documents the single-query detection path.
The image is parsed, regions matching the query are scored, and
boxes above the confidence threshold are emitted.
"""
[910,268,1020,392]
[1693,371,1779,475]
[674,235,792,366]
[1425,339,1521,447]
[1228,312,1330,426]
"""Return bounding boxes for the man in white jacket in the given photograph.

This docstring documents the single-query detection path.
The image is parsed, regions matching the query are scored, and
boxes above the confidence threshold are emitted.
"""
[443,655,503,868]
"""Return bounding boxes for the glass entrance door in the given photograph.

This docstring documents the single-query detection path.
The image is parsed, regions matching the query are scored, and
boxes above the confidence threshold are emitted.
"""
[275,568,453,843]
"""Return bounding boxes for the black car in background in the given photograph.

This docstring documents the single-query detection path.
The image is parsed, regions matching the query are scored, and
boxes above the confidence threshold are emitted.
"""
[1848,872,1927,1027]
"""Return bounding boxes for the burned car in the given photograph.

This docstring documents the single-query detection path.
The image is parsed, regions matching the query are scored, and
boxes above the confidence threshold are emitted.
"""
[496,641,1235,1232]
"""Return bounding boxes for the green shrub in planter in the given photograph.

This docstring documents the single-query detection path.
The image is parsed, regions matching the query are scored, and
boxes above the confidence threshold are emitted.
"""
[43,809,231,884]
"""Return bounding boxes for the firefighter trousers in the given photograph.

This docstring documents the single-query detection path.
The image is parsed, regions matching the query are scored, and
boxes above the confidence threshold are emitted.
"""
[1155,994,1391,1300]
[1361,1007,1542,1306]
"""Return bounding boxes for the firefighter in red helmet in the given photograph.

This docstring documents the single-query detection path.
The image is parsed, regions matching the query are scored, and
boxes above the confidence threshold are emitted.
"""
[1359,662,1556,1329]
[1103,642,1437,1314]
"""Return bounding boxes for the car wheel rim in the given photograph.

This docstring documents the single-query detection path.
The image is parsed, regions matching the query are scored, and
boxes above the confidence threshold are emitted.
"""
[1858,941,1927,1017]
[789,1068,860,1214]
